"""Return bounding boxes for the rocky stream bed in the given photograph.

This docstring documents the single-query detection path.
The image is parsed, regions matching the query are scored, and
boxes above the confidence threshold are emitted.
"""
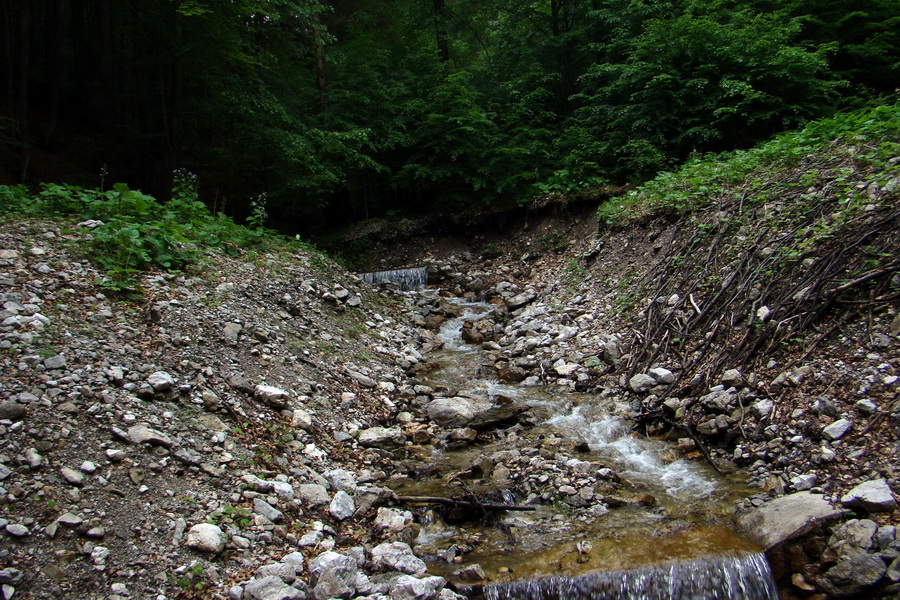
[0,215,898,600]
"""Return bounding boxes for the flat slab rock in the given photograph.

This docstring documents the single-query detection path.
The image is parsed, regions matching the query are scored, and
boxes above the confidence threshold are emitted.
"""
[841,479,898,513]
[737,491,846,549]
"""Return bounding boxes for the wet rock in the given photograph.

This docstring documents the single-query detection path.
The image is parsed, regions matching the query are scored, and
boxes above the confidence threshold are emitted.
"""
[185,523,227,554]
[841,479,897,513]
[426,397,485,427]
[389,575,445,600]
[371,542,427,575]
[737,491,845,549]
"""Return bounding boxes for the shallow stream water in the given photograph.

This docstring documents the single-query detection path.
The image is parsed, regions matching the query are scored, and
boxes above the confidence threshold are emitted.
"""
[392,298,771,592]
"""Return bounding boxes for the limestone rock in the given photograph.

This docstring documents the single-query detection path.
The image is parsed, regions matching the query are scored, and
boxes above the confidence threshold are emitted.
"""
[841,479,897,513]
[648,367,675,384]
[308,552,357,600]
[371,542,426,575]
[737,491,845,549]
[146,371,175,391]
[127,424,174,447]
[628,374,656,393]
[389,575,446,600]
[358,426,405,448]
[507,290,537,310]
[185,523,227,554]
[243,576,304,600]
[297,484,331,506]
[255,384,291,409]
[254,498,284,523]
[426,397,489,427]
[329,491,355,521]
[822,418,852,441]
[374,508,413,533]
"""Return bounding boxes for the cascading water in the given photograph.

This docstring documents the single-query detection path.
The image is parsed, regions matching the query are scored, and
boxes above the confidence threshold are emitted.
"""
[400,297,773,595]
[358,267,428,290]
[484,553,778,600]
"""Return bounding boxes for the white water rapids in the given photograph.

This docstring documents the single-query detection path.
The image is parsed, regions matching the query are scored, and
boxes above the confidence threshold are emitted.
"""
[437,300,716,499]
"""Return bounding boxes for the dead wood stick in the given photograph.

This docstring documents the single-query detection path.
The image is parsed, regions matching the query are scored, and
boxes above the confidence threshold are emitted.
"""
[395,496,537,512]
[826,262,900,296]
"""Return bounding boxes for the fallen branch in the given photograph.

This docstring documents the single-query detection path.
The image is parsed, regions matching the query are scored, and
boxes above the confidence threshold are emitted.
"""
[395,495,537,512]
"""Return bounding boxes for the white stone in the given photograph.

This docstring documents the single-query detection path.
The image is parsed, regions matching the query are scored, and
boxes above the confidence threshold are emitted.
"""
[374,507,413,533]
[628,374,657,393]
[841,479,897,513]
[254,384,290,409]
[390,575,446,600]
[822,418,852,441]
[184,523,227,554]
[146,371,175,391]
[648,367,675,384]
[371,542,426,575]
[329,491,355,521]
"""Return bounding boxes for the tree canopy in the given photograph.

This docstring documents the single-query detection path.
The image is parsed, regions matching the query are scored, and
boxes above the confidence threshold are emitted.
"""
[1,0,897,231]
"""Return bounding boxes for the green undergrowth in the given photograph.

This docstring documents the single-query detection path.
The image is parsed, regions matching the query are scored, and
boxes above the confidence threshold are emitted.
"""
[597,101,900,227]
[0,171,322,293]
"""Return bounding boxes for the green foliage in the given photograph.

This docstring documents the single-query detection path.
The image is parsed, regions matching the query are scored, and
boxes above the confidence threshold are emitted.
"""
[4,0,899,226]
[598,100,900,227]
[2,175,298,292]
[569,5,839,179]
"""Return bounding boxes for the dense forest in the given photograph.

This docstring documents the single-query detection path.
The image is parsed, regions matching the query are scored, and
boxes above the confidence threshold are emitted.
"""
[1,0,898,232]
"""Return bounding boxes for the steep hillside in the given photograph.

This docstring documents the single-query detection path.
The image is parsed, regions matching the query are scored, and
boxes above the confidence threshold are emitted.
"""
[0,220,446,599]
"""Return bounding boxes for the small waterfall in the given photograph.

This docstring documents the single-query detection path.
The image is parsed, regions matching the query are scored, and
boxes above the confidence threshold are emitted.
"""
[483,553,777,600]
[358,267,427,290]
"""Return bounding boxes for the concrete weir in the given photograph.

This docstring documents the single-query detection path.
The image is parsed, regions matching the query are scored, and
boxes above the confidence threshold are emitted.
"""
[482,553,778,600]
[358,267,427,290]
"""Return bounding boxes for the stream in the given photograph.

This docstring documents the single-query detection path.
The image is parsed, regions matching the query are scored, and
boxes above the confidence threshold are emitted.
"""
[388,297,777,597]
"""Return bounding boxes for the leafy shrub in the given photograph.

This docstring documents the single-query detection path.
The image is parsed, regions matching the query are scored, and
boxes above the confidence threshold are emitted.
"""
[2,173,297,292]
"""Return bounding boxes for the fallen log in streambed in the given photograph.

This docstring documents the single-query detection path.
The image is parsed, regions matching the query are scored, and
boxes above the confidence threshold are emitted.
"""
[396,495,537,512]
